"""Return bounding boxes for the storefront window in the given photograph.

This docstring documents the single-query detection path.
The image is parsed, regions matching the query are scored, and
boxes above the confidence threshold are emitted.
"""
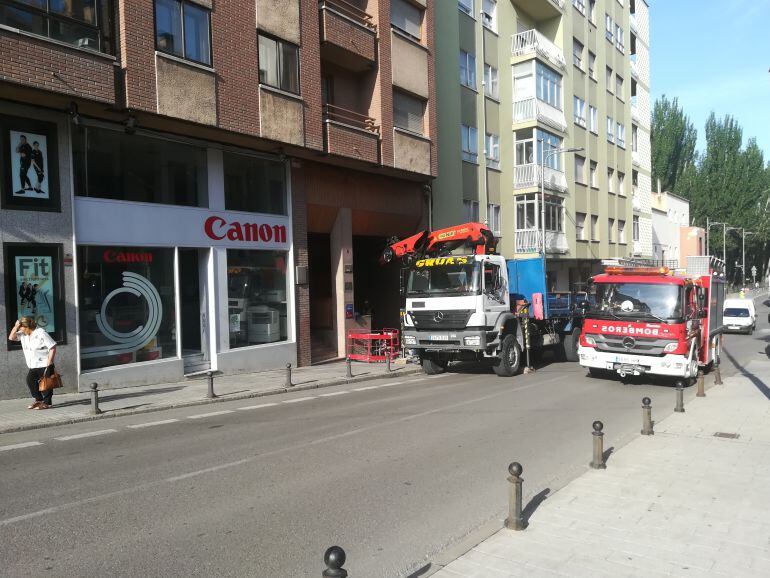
[72,125,207,207]
[78,246,177,371]
[227,250,288,348]
[223,153,287,215]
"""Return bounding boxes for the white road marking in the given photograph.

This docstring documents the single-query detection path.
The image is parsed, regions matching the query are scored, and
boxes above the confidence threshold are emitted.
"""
[54,429,117,441]
[425,375,444,379]
[0,441,43,452]
[318,391,349,397]
[378,381,404,387]
[237,402,278,411]
[282,397,316,404]
[126,419,179,429]
[353,385,381,391]
[186,410,235,420]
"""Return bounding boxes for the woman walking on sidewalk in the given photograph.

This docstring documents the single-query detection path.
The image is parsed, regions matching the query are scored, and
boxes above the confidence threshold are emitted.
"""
[8,317,57,410]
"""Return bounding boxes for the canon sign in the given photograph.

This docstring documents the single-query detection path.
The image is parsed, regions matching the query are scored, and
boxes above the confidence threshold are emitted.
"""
[103,250,153,264]
[204,216,287,244]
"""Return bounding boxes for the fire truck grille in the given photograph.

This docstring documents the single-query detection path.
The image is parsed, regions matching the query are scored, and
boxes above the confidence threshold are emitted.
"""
[594,335,674,356]
[411,310,474,330]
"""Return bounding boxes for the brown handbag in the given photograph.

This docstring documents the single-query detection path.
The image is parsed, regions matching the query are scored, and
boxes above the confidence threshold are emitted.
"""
[38,367,63,392]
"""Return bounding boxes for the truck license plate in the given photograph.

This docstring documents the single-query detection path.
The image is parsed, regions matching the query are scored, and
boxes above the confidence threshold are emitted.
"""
[429,335,449,341]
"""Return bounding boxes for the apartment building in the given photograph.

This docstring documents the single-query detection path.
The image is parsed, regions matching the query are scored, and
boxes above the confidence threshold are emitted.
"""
[0,0,436,398]
[433,0,652,292]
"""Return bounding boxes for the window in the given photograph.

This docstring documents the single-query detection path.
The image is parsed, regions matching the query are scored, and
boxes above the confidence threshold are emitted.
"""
[464,200,480,222]
[632,124,639,152]
[591,215,599,240]
[224,153,287,215]
[615,25,624,52]
[485,133,500,168]
[589,105,598,133]
[618,220,626,243]
[616,123,626,148]
[481,0,496,31]
[393,90,425,134]
[1,0,115,54]
[537,129,562,170]
[605,13,613,42]
[391,0,422,41]
[608,218,615,242]
[78,246,176,371]
[487,203,501,233]
[574,154,586,183]
[545,195,564,232]
[617,171,625,195]
[515,138,534,166]
[484,64,499,99]
[573,0,585,15]
[156,0,211,65]
[458,0,474,14]
[632,169,639,194]
[616,74,624,99]
[72,125,207,207]
[576,212,587,240]
[227,250,288,348]
[607,167,615,193]
[459,50,477,89]
[588,51,596,79]
[633,215,640,241]
[573,38,584,69]
[573,96,586,127]
[606,116,614,142]
[536,63,562,109]
[588,0,596,23]
[515,194,537,229]
[606,66,613,93]
[461,124,478,163]
[258,35,299,94]
[590,161,598,187]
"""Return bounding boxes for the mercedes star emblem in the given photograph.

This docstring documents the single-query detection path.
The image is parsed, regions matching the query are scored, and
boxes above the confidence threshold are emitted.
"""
[622,336,635,350]
[433,311,444,323]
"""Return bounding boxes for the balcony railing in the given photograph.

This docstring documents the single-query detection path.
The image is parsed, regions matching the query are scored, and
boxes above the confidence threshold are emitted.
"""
[511,29,567,71]
[513,163,568,192]
[548,0,566,10]
[323,104,379,134]
[513,97,567,132]
[515,230,568,253]
[630,58,639,80]
[319,0,376,31]
[632,149,641,167]
[630,13,638,34]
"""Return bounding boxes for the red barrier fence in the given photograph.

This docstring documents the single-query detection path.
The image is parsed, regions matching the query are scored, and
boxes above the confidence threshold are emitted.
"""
[346,328,399,362]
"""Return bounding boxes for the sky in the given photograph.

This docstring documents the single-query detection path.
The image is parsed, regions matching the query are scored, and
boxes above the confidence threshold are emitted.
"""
[650,0,770,158]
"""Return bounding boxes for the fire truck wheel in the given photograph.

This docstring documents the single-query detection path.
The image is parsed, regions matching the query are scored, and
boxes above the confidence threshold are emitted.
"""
[493,334,521,377]
[421,356,447,375]
[562,327,581,363]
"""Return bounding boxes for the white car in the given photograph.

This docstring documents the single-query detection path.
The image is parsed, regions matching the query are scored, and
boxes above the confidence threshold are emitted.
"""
[723,298,755,334]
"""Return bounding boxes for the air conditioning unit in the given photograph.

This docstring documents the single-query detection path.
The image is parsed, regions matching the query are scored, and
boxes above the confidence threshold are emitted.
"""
[247,306,281,343]
[77,37,98,49]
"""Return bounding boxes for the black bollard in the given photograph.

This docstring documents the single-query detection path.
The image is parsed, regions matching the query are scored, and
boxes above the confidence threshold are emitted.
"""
[286,363,293,387]
[206,371,216,399]
[504,462,526,531]
[696,370,705,398]
[641,397,654,435]
[322,546,348,578]
[590,420,606,469]
[714,364,723,386]
[90,382,102,415]
[346,356,353,378]
[386,351,392,372]
[674,381,685,413]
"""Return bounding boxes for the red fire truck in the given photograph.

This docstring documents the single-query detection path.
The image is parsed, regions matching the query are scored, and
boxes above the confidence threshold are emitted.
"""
[578,257,726,381]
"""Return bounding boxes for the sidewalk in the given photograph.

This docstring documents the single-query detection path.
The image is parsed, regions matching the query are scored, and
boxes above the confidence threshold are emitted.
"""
[432,358,770,576]
[0,358,419,435]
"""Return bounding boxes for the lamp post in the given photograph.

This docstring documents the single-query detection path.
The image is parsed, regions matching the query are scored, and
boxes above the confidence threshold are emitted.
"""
[725,226,740,285]
[540,144,583,286]
[743,230,757,287]
[706,218,725,257]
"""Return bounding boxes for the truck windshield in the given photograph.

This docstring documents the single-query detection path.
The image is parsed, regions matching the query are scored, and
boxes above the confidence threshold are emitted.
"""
[406,262,480,297]
[591,283,682,321]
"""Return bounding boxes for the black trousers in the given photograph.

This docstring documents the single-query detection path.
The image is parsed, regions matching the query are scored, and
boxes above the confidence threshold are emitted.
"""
[26,366,53,405]
[19,165,32,189]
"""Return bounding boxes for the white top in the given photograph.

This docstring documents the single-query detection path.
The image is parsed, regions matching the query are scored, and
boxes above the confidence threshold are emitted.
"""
[15,328,57,369]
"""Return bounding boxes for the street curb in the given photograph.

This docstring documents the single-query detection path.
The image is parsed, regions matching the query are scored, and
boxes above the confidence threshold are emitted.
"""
[0,365,423,436]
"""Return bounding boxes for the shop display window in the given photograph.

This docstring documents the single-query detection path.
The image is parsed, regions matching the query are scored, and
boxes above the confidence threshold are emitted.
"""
[78,246,177,371]
[223,152,287,216]
[227,250,288,348]
[72,125,207,207]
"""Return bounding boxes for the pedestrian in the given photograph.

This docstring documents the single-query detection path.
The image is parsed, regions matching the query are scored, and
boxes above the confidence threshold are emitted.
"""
[8,316,57,410]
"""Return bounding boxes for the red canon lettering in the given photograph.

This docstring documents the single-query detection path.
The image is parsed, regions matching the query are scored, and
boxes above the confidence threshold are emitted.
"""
[204,216,287,245]
[204,216,227,240]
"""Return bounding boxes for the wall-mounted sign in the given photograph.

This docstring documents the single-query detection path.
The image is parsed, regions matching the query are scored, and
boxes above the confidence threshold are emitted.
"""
[204,216,287,244]
[102,250,154,264]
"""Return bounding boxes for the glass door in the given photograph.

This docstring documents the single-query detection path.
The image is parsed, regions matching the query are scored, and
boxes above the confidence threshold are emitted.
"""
[179,248,210,373]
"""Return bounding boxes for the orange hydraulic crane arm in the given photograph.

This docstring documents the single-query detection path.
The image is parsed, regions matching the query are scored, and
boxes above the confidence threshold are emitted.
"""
[381,222,497,264]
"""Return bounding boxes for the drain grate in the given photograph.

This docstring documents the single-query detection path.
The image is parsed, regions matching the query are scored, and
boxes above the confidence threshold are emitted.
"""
[714,432,740,439]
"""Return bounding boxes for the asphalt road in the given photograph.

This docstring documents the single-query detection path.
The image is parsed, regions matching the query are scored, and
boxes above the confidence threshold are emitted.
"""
[1,299,766,578]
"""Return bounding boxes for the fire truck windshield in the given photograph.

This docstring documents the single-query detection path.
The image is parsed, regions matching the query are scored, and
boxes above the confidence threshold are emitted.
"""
[591,282,683,322]
[406,262,480,297]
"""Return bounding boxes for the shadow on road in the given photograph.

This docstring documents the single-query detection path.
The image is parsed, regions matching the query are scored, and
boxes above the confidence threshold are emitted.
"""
[722,346,770,401]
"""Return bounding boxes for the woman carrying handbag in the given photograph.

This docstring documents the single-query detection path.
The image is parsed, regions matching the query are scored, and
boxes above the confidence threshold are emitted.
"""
[8,316,58,410]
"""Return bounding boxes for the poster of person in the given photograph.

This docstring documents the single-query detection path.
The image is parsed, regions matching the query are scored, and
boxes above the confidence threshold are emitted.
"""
[15,255,56,333]
[10,130,49,199]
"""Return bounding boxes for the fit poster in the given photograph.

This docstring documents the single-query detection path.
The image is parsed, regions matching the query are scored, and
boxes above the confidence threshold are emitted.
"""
[15,255,56,333]
[9,130,49,199]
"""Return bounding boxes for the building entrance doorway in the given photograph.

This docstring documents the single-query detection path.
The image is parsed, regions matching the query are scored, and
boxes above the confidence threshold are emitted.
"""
[179,248,210,373]
[308,233,336,363]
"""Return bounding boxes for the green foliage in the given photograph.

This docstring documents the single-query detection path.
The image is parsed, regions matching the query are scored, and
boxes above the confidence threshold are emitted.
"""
[651,95,697,194]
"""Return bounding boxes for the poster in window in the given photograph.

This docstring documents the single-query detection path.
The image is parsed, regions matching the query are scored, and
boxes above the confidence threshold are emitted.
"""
[4,244,66,348]
[0,115,60,211]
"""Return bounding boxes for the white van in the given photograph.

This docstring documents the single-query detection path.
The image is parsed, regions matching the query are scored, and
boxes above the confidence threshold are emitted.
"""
[723,298,756,334]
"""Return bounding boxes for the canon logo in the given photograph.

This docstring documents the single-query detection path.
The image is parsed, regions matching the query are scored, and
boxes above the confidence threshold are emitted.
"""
[204,216,287,244]
[103,250,153,264]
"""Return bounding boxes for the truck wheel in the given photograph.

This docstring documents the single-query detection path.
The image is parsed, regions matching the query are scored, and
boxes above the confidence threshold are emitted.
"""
[493,335,521,377]
[421,356,446,375]
[562,327,581,363]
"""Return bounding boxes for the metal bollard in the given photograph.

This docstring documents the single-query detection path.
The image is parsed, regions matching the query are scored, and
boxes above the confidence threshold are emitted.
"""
[386,352,392,372]
[346,356,353,378]
[286,363,293,387]
[641,397,654,435]
[590,420,606,469]
[322,546,348,578]
[504,462,527,531]
[90,382,102,415]
[206,371,216,399]
[696,370,705,397]
[674,381,685,413]
[714,364,723,386]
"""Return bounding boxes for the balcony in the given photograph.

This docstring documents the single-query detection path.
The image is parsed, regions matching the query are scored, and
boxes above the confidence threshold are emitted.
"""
[515,230,569,254]
[319,0,377,71]
[631,99,639,123]
[632,149,641,167]
[513,98,567,132]
[511,30,567,71]
[630,57,639,80]
[630,13,639,34]
[512,0,564,20]
[513,163,568,192]
[323,104,381,164]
